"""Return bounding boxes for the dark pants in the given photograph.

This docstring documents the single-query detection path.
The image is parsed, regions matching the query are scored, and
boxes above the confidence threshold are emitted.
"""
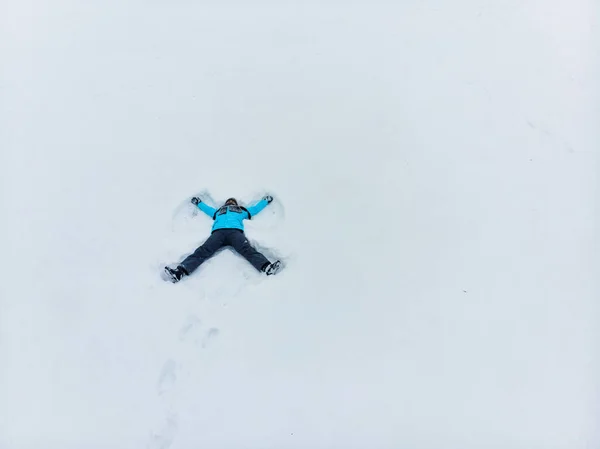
[180,229,270,274]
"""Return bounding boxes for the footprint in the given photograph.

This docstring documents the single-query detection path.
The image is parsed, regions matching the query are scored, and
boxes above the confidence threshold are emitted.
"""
[178,315,202,342]
[151,361,179,449]
[201,328,220,349]
[148,412,178,449]
[157,359,177,396]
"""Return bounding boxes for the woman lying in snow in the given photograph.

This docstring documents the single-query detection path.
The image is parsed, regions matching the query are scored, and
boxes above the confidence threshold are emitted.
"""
[164,196,281,283]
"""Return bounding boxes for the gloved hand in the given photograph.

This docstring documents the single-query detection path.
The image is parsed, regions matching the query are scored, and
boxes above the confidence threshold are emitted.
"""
[263,195,273,204]
[191,197,201,205]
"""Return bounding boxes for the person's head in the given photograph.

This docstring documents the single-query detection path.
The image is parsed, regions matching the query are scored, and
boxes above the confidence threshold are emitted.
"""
[224,197,238,206]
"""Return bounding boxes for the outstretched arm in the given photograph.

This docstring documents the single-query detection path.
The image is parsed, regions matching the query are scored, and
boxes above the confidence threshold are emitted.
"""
[246,195,273,218]
[191,197,216,218]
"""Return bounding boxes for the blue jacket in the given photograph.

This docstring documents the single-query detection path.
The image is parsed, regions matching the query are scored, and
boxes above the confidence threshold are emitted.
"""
[196,199,269,232]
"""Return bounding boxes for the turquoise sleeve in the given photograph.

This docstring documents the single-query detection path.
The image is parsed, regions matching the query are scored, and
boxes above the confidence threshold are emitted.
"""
[198,201,217,218]
[247,199,269,218]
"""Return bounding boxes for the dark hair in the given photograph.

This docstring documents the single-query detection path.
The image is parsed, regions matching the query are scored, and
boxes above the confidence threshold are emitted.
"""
[225,197,238,206]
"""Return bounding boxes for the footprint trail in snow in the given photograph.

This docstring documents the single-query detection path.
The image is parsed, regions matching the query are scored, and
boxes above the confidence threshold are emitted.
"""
[147,315,220,449]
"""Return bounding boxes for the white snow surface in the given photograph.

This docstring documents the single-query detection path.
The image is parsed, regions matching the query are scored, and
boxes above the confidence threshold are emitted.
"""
[1,0,598,448]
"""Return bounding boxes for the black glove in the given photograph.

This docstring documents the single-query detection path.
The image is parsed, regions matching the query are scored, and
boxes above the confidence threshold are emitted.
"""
[191,197,201,205]
[263,195,273,204]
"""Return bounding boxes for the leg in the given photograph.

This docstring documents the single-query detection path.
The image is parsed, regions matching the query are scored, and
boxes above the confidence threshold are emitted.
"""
[226,230,271,272]
[180,231,227,274]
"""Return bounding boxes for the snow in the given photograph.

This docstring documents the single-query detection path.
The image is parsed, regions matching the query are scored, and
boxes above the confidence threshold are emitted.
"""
[1,0,598,448]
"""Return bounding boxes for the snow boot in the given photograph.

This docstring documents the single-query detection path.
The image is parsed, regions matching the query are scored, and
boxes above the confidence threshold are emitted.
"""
[164,265,188,283]
[263,260,282,276]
